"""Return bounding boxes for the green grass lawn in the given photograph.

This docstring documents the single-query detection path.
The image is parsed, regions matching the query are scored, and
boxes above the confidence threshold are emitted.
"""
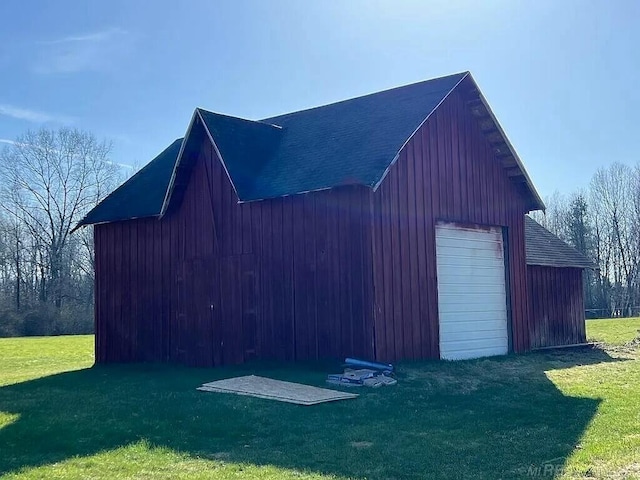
[587,317,640,345]
[0,320,638,480]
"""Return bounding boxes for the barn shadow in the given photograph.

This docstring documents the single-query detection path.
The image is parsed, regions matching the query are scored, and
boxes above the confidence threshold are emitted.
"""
[0,346,623,479]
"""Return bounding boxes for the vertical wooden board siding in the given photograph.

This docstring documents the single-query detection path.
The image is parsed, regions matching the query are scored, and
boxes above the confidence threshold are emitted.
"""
[412,135,428,359]
[270,198,285,359]
[509,210,522,351]
[374,177,389,359]
[94,226,102,362]
[456,98,469,224]
[421,125,439,358]
[120,224,132,360]
[260,200,275,359]
[304,194,319,359]
[314,193,330,358]
[388,167,404,360]
[371,184,386,360]
[325,193,340,359]
[291,197,307,360]
[528,266,586,348]
[281,198,295,361]
[362,190,375,358]
[397,150,414,359]
[337,191,350,358]
[370,88,532,360]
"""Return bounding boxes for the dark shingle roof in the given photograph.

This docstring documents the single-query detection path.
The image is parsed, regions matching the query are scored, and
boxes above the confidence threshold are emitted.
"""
[197,110,283,199]
[80,71,543,227]
[79,139,182,226]
[249,72,467,200]
[194,73,466,201]
[525,216,595,269]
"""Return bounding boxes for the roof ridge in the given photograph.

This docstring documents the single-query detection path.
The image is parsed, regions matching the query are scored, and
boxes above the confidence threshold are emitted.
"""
[196,108,283,129]
[260,71,469,122]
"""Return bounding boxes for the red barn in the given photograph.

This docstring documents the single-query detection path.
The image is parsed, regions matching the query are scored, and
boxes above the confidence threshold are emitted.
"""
[79,71,592,366]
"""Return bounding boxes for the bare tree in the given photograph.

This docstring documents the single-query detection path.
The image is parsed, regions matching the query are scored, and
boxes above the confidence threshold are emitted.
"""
[0,128,119,310]
[530,191,569,239]
[590,163,640,316]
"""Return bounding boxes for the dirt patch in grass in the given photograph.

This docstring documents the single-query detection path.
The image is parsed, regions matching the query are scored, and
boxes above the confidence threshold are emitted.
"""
[349,441,373,449]
[402,356,544,395]
[609,462,640,480]
[596,333,640,359]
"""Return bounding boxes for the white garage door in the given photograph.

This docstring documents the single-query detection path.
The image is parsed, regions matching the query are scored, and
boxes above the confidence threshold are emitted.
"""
[436,223,509,360]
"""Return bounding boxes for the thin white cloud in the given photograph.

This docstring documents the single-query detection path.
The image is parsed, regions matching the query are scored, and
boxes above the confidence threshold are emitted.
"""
[106,160,136,170]
[33,27,134,74]
[0,104,74,124]
[0,139,18,146]
[41,28,128,45]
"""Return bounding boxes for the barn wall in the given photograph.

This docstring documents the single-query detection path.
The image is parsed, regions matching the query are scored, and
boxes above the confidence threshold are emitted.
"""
[198,135,375,363]
[371,88,531,361]
[94,138,218,365]
[527,266,586,348]
[94,121,375,366]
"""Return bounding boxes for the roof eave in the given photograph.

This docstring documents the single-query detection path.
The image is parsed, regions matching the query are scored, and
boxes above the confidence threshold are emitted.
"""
[526,261,599,270]
[159,112,197,218]
[465,74,546,212]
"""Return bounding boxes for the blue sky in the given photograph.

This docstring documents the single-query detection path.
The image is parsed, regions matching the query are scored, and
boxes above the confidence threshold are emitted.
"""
[0,0,637,199]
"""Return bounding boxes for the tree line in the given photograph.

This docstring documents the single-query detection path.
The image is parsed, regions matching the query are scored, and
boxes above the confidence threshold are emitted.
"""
[530,162,640,318]
[0,128,120,336]
[0,127,638,337]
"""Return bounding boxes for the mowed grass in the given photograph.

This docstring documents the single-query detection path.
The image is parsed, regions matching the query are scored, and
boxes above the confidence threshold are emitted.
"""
[587,317,640,345]
[0,320,638,480]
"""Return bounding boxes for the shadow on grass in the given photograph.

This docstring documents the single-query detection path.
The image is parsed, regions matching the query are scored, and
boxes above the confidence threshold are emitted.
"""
[0,346,622,479]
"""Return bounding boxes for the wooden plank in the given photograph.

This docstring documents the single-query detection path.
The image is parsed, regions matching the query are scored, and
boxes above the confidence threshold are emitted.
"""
[325,191,340,359]
[242,203,253,254]
[232,179,242,256]
[388,167,404,360]
[121,223,132,360]
[94,226,102,362]
[337,190,352,358]
[422,124,439,358]
[241,254,257,361]
[261,200,275,359]
[398,149,414,359]
[349,187,366,358]
[449,99,462,220]
[112,223,124,359]
[303,194,319,360]
[380,181,396,361]
[281,197,295,361]
[361,190,375,359]
[456,96,468,224]
[251,196,263,359]
[406,139,422,359]
[314,192,331,358]
[436,111,448,221]
[291,197,307,360]
[269,197,284,360]
[160,219,170,361]
[413,134,428,359]
[221,160,232,256]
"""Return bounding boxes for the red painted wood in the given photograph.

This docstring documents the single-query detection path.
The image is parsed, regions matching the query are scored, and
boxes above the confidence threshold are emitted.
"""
[94,88,544,366]
[370,88,533,361]
[527,266,586,348]
[94,120,375,366]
